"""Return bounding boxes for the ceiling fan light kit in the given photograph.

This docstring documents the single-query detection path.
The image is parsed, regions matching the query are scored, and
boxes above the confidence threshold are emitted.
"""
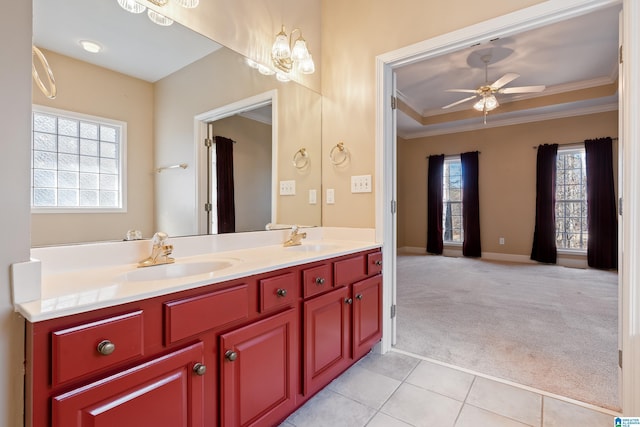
[442,53,545,124]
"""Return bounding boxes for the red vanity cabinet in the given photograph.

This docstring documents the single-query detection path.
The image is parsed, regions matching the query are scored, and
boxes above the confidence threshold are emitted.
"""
[302,251,383,398]
[51,342,206,427]
[25,248,382,427]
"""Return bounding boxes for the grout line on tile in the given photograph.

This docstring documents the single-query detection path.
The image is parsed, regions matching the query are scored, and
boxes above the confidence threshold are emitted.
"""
[390,348,621,417]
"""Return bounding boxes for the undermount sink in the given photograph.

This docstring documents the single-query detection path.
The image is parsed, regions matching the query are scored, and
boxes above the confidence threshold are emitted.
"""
[118,260,236,282]
[284,243,341,253]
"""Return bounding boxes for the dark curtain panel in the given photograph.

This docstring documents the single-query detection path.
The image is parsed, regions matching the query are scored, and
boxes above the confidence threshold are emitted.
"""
[215,136,235,234]
[531,143,558,263]
[426,154,444,254]
[461,151,481,257]
[585,137,618,269]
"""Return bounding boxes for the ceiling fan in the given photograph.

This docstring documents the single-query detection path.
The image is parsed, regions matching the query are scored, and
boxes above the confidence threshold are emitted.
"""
[442,54,546,123]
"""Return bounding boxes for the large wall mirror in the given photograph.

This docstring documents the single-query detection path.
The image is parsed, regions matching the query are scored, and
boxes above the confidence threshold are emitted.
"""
[31,0,322,247]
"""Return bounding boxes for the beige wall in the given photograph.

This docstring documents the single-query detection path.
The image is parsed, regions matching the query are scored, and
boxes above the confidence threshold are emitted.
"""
[397,111,619,255]
[320,0,545,228]
[1,1,31,425]
[31,50,155,246]
[212,115,272,232]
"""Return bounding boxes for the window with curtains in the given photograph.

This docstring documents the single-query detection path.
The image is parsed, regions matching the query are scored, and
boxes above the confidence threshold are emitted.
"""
[31,106,125,212]
[555,147,587,250]
[443,157,463,243]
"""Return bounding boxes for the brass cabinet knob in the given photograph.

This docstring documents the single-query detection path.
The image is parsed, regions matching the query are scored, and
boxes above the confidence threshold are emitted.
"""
[276,288,288,297]
[355,294,363,300]
[97,340,115,356]
[374,260,382,266]
[315,277,325,285]
[344,298,353,305]
[225,350,238,362]
[193,363,207,376]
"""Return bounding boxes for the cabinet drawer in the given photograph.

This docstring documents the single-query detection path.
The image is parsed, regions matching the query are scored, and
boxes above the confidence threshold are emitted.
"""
[260,272,296,313]
[51,311,144,386]
[367,252,383,275]
[334,255,366,287]
[164,284,249,345]
[302,264,333,298]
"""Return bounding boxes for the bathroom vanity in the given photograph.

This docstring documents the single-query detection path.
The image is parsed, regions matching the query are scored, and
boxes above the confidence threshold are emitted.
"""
[17,230,382,426]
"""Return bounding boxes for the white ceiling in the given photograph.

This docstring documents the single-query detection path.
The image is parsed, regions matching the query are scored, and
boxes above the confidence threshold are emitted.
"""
[33,0,222,82]
[396,4,621,138]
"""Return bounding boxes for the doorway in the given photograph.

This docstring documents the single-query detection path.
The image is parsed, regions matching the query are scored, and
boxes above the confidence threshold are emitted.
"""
[376,0,640,415]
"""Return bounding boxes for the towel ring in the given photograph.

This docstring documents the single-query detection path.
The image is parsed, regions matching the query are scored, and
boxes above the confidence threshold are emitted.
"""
[32,45,57,99]
[293,148,310,169]
[329,142,349,166]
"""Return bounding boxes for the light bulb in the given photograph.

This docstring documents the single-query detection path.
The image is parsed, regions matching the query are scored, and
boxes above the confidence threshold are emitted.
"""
[484,95,499,111]
[257,64,275,75]
[473,98,485,111]
[117,0,146,13]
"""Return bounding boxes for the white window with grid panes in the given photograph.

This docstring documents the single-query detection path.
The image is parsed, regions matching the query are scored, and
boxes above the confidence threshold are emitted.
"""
[555,147,587,250]
[31,106,126,212]
[443,157,463,243]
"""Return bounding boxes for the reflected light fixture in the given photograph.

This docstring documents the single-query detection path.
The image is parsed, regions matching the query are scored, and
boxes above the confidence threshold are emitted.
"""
[271,26,315,75]
[80,40,102,53]
[116,0,199,27]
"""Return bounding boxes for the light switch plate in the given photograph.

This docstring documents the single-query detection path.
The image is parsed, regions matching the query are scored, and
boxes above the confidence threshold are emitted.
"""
[279,180,296,195]
[351,175,372,193]
[309,189,317,204]
[326,188,335,204]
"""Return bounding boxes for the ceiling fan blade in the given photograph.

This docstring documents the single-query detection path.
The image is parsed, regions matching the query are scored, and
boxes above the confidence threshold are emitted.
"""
[442,95,477,109]
[490,72,520,90]
[445,89,479,94]
[499,85,546,94]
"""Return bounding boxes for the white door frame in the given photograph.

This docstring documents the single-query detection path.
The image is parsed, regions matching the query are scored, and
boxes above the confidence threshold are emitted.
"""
[193,90,278,234]
[375,0,640,414]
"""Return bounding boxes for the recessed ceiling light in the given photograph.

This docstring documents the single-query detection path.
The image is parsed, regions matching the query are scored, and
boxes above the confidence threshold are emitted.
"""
[80,40,102,53]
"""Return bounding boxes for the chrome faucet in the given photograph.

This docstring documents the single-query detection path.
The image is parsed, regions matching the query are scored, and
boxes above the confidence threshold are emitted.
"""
[138,232,175,267]
[283,225,307,247]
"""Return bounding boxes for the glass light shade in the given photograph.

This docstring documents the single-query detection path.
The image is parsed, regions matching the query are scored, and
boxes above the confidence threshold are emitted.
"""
[291,38,309,61]
[276,72,290,82]
[298,54,315,74]
[484,95,499,111]
[473,95,499,112]
[174,0,199,8]
[257,64,275,76]
[117,0,146,13]
[272,28,291,60]
[147,9,174,26]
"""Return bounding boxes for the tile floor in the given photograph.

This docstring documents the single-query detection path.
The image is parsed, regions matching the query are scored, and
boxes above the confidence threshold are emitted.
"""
[281,350,619,427]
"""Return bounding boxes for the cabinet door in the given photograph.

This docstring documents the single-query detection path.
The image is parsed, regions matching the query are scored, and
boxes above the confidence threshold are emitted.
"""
[220,308,297,427]
[352,274,383,360]
[303,286,351,396]
[52,342,205,427]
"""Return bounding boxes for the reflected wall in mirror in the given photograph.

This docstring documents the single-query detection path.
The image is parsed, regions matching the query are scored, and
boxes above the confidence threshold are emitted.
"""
[31,0,322,246]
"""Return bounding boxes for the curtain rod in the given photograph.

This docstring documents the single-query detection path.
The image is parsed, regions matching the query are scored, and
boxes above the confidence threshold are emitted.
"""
[426,151,481,159]
[532,137,618,149]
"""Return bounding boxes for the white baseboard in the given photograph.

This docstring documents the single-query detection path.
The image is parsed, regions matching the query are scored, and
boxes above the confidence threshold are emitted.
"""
[398,247,588,269]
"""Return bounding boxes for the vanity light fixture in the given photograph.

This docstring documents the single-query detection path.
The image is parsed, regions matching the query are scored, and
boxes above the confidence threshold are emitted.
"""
[116,0,199,27]
[271,26,315,75]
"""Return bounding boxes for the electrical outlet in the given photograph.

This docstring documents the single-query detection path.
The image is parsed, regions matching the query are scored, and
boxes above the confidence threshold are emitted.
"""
[326,189,335,204]
[309,189,317,204]
[351,175,372,193]
[279,180,296,196]
[499,237,505,245]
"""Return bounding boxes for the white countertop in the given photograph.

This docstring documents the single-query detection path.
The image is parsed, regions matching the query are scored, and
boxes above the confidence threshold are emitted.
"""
[14,228,380,322]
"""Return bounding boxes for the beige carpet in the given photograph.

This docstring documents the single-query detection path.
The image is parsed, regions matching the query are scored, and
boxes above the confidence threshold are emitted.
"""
[394,253,619,410]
